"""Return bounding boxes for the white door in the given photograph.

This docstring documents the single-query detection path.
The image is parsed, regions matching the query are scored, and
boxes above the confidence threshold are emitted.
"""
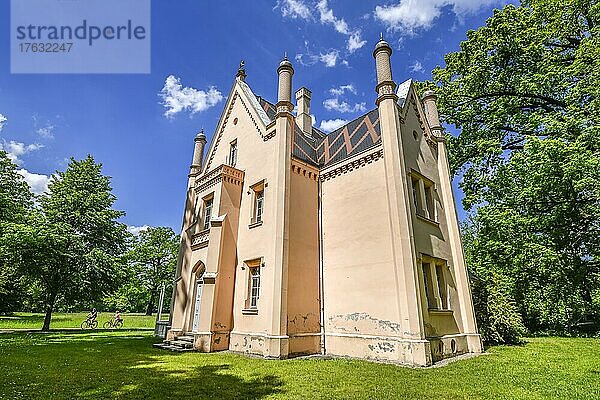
[192,277,204,332]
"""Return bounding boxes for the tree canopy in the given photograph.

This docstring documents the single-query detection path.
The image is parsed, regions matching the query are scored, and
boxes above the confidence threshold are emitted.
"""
[1,156,128,330]
[430,0,600,340]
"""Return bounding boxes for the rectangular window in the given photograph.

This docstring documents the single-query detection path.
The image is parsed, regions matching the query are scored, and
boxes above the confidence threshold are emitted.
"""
[436,264,448,310]
[421,257,450,311]
[202,198,213,231]
[422,263,437,309]
[250,181,265,226]
[255,190,264,223]
[249,267,260,308]
[229,140,237,167]
[410,171,437,222]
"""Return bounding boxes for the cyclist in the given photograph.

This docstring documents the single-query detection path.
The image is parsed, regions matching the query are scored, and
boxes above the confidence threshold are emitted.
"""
[87,308,98,324]
[114,310,122,324]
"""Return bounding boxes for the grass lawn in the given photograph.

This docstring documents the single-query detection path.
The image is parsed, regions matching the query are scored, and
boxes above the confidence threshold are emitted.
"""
[0,332,598,399]
[0,312,158,330]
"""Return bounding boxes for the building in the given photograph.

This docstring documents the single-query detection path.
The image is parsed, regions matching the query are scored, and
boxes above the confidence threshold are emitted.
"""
[164,38,482,366]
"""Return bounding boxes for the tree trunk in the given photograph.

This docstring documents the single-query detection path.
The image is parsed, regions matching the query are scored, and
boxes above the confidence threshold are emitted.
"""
[145,291,155,316]
[42,304,53,331]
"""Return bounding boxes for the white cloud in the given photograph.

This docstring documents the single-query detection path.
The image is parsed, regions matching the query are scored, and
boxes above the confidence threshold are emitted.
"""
[127,225,150,236]
[159,75,223,118]
[317,0,366,53]
[374,0,498,34]
[347,32,367,53]
[0,140,44,164]
[323,98,366,113]
[410,60,424,73]
[17,169,50,195]
[278,0,312,19]
[36,124,55,139]
[319,50,339,67]
[319,118,349,132]
[0,114,6,131]
[329,84,357,97]
[295,47,340,68]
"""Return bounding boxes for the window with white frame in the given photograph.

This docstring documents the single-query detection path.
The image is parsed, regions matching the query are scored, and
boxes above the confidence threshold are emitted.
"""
[410,172,437,222]
[421,257,450,311]
[243,258,262,312]
[202,197,213,231]
[229,140,237,167]
[250,181,265,225]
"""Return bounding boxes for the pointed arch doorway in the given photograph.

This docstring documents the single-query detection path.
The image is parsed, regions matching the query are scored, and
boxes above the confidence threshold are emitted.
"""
[191,261,205,333]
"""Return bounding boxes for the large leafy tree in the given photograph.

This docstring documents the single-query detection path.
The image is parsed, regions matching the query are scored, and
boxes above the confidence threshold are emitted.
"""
[124,227,179,315]
[430,0,600,338]
[0,150,33,314]
[1,156,128,330]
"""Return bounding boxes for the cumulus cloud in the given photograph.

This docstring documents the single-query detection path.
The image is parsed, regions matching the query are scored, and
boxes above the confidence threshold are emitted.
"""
[0,140,44,164]
[317,0,366,53]
[159,75,223,118]
[374,0,499,34]
[17,169,51,195]
[278,0,312,19]
[323,83,366,114]
[0,114,6,131]
[323,98,366,113]
[319,118,349,132]
[410,60,424,73]
[127,225,150,236]
[36,124,55,139]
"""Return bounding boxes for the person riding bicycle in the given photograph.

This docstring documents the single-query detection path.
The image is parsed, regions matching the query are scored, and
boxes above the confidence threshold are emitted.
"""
[114,310,122,324]
[87,308,98,323]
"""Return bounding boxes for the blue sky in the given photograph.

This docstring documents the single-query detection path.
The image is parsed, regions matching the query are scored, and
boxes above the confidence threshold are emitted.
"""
[0,0,512,232]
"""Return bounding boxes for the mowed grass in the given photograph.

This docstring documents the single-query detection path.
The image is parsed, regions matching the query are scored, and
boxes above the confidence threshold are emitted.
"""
[0,312,157,330]
[0,332,598,400]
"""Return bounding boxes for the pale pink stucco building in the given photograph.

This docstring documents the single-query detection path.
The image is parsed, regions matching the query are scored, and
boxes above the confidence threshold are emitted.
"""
[164,38,482,366]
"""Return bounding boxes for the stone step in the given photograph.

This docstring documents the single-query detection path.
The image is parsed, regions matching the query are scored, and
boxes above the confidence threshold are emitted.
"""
[170,340,193,349]
[152,343,194,352]
[176,335,195,343]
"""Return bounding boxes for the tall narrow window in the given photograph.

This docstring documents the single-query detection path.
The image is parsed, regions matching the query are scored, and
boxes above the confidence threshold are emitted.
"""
[422,263,437,309]
[424,185,435,221]
[255,190,264,223]
[411,177,420,211]
[249,267,260,308]
[250,181,265,226]
[229,140,237,167]
[202,198,213,231]
[436,264,448,310]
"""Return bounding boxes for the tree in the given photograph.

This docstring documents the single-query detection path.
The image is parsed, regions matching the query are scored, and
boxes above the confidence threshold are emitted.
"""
[429,0,600,338]
[0,150,33,314]
[1,156,128,330]
[124,227,179,315]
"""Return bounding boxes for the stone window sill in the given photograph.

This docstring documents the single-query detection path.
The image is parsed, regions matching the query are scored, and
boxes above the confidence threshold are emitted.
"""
[416,214,440,227]
[241,308,258,315]
[428,309,453,315]
[248,220,263,229]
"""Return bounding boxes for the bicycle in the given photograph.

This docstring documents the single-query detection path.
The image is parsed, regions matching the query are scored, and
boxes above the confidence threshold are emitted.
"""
[103,318,124,329]
[81,318,98,330]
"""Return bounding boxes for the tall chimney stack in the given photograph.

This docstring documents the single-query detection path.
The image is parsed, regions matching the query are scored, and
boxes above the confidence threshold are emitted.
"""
[295,87,312,136]
[191,130,207,174]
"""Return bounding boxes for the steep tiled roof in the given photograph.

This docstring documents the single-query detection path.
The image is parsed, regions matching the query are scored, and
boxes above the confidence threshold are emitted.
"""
[252,92,381,168]
[256,96,277,120]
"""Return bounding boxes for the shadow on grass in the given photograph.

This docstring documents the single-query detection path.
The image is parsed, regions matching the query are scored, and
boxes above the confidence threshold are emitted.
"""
[0,332,284,400]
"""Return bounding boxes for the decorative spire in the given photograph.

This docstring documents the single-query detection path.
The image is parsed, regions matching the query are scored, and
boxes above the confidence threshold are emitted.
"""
[236,60,247,81]
[380,32,384,41]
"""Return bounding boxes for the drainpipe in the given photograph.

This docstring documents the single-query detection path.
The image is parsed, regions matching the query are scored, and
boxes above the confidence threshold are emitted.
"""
[318,177,326,355]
